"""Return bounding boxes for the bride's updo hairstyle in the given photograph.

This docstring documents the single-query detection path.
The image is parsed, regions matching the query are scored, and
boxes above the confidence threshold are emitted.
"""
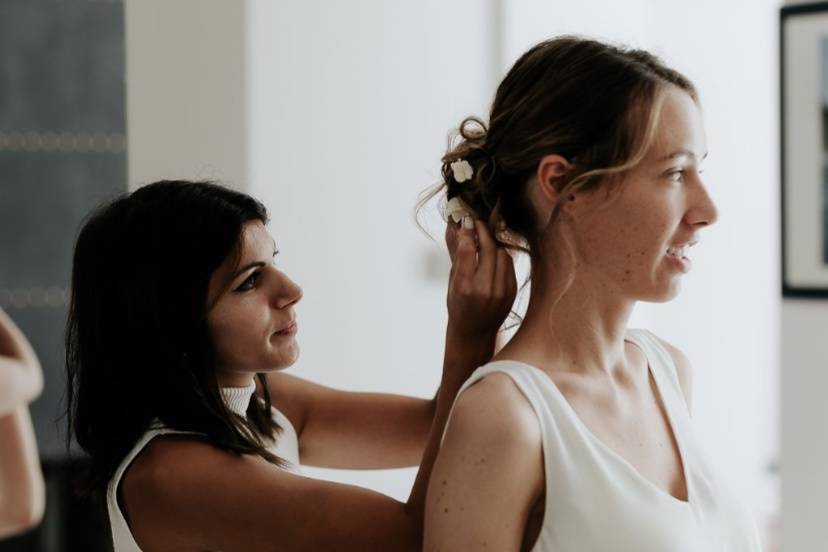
[432,36,697,259]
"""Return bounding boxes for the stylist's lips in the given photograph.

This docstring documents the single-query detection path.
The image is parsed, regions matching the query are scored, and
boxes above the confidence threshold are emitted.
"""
[274,320,297,337]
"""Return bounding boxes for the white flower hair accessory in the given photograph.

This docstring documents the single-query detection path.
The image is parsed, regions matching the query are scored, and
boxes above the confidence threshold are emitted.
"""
[450,159,473,183]
[446,196,473,224]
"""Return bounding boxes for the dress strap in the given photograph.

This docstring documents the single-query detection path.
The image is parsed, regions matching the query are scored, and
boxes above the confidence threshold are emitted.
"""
[625,328,689,415]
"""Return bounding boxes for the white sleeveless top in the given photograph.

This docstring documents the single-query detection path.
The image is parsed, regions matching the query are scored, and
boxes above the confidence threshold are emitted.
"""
[452,328,762,552]
[106,384,300,552]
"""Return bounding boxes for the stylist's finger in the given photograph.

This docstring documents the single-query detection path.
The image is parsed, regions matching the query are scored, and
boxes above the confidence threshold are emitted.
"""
[473,219,497,287]
[450,215,477,287]
[445,221,460,264]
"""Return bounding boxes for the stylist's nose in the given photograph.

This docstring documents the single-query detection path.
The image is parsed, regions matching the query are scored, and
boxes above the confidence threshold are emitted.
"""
[273,272,302,309]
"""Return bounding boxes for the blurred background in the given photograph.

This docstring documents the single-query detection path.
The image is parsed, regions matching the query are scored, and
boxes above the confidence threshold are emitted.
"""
[1,0,825,550]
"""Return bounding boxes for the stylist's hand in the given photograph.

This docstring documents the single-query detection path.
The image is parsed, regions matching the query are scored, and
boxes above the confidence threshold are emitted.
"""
[445,216,516,344]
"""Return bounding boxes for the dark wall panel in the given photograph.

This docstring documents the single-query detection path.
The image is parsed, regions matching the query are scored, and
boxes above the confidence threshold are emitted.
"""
[0,1,125,550]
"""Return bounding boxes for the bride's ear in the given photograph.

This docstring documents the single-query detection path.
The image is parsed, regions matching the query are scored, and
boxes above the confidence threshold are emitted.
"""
[529,154,574,225]
[536,154,573,202]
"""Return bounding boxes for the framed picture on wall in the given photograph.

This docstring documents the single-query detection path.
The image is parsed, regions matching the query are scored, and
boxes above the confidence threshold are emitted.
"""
[781,2,828,297]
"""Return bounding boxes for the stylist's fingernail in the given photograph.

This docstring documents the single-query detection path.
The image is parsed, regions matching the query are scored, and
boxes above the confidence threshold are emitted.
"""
[462,215,474,230]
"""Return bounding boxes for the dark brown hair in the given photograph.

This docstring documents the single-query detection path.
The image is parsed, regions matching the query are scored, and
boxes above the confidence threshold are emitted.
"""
[66,180,286,493]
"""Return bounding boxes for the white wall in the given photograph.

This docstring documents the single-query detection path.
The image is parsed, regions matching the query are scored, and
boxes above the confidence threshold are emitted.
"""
[780,2,828,551]
[781,301,828,550]
[125,0,247,189]
[245,0,498,498]
[502,0,649,55]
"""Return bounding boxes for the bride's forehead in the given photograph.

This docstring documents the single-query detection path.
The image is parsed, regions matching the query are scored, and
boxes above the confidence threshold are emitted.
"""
[646,105,705,160]
[656,91,704,136]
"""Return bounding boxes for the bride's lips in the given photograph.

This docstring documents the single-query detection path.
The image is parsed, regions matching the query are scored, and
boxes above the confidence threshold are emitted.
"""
[273,320,297,336]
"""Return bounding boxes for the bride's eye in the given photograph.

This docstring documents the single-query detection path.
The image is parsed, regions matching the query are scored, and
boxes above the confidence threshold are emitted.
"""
[668,170,685,184]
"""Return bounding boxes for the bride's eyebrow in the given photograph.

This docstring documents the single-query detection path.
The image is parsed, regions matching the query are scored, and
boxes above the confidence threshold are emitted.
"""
[659,149,708,163]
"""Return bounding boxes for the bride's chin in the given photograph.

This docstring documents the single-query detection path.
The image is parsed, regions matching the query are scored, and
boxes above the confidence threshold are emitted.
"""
[633,278,681,303]
[651,282,682,303]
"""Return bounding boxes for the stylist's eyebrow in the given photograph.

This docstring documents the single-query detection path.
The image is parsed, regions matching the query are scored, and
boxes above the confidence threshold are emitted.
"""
[232,239,279,279]
[233,260,266,279]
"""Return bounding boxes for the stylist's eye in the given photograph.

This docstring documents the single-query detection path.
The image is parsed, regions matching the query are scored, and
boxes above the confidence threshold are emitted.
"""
[236,271,261,292]
[272,249,280,265]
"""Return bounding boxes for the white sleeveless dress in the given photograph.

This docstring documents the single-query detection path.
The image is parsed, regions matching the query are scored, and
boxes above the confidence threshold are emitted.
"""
[451,328,762,551]
[106,384,300,552]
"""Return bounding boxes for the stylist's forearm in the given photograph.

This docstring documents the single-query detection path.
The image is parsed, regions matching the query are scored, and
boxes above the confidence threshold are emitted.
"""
[430,323,495,404]
[441,324,496,388]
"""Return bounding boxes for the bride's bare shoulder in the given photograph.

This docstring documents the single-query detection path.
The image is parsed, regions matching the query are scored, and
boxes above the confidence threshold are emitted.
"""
[447,371,541,446]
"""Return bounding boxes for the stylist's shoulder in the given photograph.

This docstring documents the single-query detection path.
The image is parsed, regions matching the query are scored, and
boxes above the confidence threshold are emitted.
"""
[121,433,305,551]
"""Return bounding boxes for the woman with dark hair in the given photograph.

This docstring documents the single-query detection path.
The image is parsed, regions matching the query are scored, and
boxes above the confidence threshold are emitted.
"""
[66,180,515,551]
[424,37,762,550]
[0,307,45,537]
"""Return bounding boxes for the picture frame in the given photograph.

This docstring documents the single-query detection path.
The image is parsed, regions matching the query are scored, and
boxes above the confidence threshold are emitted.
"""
[781,2,828,297]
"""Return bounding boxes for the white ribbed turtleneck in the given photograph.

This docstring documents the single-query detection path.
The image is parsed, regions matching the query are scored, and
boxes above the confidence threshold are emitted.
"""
[220,382,256,417]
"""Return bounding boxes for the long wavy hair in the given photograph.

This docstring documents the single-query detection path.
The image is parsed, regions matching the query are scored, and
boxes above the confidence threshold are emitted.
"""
[66,180,285,493]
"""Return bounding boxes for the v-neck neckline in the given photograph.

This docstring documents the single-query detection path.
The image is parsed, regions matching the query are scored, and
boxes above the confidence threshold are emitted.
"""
[491,337,693,507]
